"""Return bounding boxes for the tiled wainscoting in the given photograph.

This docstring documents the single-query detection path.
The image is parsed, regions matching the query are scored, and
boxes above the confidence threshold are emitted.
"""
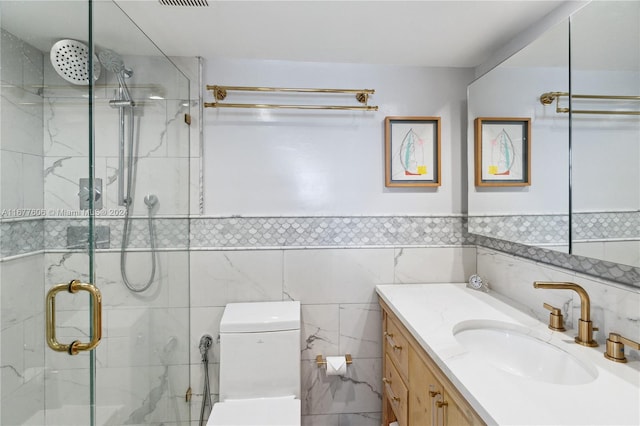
[3,213,639,425]
[189,245,476,426]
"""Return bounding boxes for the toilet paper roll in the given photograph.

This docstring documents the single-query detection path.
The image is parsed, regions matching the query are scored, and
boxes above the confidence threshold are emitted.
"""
[325,356,348,376]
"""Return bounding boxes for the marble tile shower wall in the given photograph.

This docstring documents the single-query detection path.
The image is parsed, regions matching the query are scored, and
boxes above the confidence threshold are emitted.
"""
[38,55,192,425]
[1,30,193,424]
[1,29,46,426]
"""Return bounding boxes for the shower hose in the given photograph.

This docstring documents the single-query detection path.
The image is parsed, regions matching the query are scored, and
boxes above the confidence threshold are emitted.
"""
[120,200,157,292]
[199,335,213,426]
[119,101,158,293]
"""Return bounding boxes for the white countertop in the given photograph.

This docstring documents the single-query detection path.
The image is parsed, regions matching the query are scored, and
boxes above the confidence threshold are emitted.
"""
[376,283,640,426]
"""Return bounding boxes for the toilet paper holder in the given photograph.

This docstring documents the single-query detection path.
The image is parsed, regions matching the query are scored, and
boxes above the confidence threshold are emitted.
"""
[316,354,353,367]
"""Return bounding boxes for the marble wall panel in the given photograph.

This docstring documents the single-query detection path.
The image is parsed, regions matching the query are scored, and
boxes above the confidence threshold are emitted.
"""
[477,247,640,352]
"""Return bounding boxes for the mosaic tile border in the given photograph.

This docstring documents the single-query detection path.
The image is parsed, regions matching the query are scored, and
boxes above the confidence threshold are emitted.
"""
[470,211,640,245]
[44,218,189,250]
[468,214,569,245]
[3,215,638,288]
[474,234,640,288]
[190,216,472,248]
[1,218,44,258]
[573,211,640,240]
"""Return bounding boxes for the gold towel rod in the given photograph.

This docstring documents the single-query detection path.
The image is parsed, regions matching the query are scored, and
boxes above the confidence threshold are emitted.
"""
[205,85,378,111]
[540,91,640,115]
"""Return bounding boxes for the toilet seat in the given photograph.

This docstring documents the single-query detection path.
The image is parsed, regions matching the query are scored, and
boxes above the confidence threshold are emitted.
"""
[207,396,300,426]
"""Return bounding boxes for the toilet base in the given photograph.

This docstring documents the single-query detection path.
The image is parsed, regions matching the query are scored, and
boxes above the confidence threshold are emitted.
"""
[207,395,300,426]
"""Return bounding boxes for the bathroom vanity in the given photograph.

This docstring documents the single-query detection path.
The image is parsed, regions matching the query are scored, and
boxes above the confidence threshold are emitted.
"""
[377,284,640,426]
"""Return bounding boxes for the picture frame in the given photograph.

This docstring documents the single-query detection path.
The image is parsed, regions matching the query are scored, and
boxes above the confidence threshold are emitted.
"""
[474,117,531,187]
[384,116,441,187]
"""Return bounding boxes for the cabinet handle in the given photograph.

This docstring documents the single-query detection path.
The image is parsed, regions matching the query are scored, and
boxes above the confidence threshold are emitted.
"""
[438,399,449,426]
[384,382,401,405]
[382,377,391,384]
[385,332,402,351]
[436,400,448,408]
[429,390,441,398]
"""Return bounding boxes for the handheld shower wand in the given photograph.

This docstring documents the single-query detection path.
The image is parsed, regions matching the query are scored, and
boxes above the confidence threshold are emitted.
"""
[99,48,158,293]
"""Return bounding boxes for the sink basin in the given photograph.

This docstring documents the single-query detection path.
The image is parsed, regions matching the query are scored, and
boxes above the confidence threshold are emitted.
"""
[453,320,598,385]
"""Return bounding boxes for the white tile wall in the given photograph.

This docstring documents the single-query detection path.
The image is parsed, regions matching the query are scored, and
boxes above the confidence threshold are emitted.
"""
[284,249,395,304]
[191,246,475,422]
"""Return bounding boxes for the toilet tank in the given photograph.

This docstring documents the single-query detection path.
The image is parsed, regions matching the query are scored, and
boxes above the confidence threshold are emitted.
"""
[218,301,301,401]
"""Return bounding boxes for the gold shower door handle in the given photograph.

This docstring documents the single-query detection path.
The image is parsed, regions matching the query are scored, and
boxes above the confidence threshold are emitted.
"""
[46,280,102,355]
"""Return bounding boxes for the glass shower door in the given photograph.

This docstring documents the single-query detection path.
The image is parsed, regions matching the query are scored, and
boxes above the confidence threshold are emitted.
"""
[2,1,192,424]
[1,0,96,425]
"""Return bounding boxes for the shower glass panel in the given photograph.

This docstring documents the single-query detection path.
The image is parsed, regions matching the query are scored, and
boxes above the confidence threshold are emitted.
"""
[1,2,93,424]
[91,1,191,424]
[0,1,191,424]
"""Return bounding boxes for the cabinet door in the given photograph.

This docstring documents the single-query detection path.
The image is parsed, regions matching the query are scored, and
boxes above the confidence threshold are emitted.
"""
[408,346,443,426]
[443,390,478,426]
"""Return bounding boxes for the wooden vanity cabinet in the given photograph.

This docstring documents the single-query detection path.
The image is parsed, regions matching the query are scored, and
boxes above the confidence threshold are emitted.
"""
[380,299,485,426]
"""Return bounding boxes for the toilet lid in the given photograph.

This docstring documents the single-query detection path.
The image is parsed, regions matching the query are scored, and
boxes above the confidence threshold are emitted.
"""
[207,396,300,426]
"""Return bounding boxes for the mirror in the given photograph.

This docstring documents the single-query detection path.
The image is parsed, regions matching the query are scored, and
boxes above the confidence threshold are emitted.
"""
[467,20,570,253]
[570,1,640,268]
[467,1,640,281]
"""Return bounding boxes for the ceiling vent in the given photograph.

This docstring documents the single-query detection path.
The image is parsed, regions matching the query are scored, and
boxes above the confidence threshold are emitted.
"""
[158,0,209,6]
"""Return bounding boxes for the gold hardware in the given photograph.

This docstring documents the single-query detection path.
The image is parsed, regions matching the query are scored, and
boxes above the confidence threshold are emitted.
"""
[46,280,102,355]
[382,377,391,384]
[204,102,378,111]
[206,85,375,95]
[429,390,440,397]
[604,332,640,363]
[212,86,227,101]
[384,381,401,405]
[533,282,598,347]
[185,387,192,402]
[316,354,352,367]
[205,85,378,111]
[184,113,192,125]
[543,303,566,331]
[540,91,640,115]
[436,400,448,408]
[385,332,403,351]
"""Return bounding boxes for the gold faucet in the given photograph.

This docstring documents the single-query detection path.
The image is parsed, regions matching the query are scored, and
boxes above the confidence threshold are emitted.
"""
[533,282,598,347]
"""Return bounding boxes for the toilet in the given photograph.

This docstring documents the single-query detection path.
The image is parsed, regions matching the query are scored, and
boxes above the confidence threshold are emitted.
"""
[207,301,301,426]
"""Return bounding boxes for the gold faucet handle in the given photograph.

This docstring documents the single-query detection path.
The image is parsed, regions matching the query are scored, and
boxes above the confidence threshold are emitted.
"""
[605,332,640,363]
[543,303,566,331]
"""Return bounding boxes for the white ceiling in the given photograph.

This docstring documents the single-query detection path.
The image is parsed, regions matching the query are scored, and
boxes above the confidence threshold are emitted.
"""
[112,0,567,68]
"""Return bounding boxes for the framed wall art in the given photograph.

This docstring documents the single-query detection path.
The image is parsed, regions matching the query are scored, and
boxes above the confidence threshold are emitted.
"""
[384,116,441,187]
[474,117,531,187]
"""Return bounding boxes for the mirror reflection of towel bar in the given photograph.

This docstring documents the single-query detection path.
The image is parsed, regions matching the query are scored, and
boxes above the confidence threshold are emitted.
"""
[540,91,640,115]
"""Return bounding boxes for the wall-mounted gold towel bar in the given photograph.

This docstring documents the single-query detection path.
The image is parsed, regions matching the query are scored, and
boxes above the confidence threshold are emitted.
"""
[540,91,640,115]
[205,85,378,111]
[316,354,353,367]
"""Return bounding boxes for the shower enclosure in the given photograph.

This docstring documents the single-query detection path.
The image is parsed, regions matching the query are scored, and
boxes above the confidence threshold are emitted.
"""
[0,1,191,424]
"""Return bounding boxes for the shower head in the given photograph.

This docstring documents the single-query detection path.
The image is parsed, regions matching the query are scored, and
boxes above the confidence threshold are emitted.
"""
[98,49,125,74]
[99,48,134,102]
[50,39,101,85]
[144,194,159,209]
